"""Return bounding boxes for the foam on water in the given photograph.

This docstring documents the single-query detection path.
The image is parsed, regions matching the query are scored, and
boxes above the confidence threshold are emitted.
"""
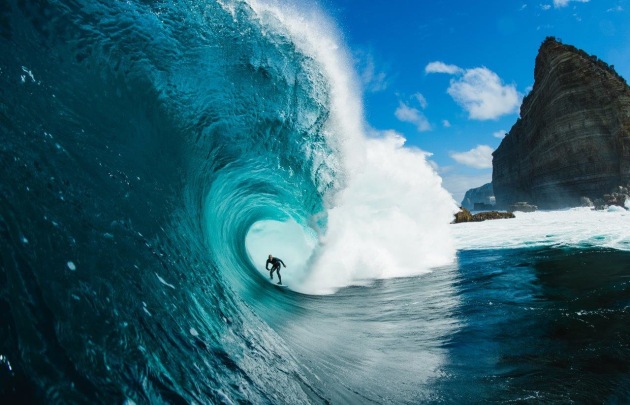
[453,207,630,251]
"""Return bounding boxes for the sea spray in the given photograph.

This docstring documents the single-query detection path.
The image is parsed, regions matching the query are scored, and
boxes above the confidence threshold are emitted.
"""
[301,134,458,294]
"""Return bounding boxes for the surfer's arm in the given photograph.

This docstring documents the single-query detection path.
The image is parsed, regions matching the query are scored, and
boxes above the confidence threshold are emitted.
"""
[279,259,286,267]
[265,260,271,270]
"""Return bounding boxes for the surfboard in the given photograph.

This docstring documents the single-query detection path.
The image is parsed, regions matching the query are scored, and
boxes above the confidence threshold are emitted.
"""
[273,283,288,288]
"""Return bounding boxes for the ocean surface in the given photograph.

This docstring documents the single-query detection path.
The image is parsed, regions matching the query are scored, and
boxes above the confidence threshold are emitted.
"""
[2,0,630,403]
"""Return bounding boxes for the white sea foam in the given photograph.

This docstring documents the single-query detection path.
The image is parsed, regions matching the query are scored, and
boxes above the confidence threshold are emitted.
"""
[297,135,458,294]
[244,0,458,294]
[453,207,630,251]
[156,273,176,289]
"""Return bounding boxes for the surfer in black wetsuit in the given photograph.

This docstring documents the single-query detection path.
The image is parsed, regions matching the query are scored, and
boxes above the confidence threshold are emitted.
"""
[266,255,286,285]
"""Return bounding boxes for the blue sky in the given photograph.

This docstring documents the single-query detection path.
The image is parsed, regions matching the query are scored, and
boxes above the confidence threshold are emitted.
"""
[320,0,630,203]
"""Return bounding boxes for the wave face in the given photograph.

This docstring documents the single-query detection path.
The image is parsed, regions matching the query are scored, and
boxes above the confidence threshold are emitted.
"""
[0,0,457,402]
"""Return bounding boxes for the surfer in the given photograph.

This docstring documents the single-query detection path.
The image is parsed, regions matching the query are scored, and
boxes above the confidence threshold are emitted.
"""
[266,255,286,285]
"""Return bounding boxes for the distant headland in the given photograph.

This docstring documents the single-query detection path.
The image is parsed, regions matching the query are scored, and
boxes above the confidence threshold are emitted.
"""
[460,36,630,218]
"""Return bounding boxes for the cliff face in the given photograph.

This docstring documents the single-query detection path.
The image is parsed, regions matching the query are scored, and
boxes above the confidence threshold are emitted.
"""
[461,182,494,210]
[492,37,630,209]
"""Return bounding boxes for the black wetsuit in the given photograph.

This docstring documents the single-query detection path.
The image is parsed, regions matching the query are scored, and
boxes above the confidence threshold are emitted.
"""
[266,257,285,284]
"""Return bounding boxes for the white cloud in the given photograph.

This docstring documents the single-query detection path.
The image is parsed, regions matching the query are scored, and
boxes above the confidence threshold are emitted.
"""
[493,130,507,138]
[442,120,451,128]
[447,67,522,120]
[425,61,464,75]
[426,63,522,120]
[607,6,623,12]
[355,51,388,93]
[414,93,428,109]
[541,4,552,10]
[553,0,590,8]
[395,102,431,132]
[449,145,494,169]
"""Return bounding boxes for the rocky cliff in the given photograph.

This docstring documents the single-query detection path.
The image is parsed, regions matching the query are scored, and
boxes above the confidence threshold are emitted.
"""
[452,207,515,224]
[492,37,630,209]
[461,182,495,210]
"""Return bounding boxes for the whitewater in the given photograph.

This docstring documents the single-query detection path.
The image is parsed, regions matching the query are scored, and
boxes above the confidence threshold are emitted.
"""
[455,207,630,252]
[1,0,630,403]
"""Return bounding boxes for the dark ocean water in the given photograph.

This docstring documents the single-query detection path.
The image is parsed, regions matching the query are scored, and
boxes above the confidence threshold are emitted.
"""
[2,0,630,403]
[438,248,630,403]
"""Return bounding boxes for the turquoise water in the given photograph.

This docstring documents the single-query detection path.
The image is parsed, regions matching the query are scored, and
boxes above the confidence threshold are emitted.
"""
[1,0,630,403]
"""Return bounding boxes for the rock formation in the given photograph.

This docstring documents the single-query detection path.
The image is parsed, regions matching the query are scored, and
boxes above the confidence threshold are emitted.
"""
[452,207,515,224]
[508,202,537,212]
[492,37,630,209]
[461,182,495,210]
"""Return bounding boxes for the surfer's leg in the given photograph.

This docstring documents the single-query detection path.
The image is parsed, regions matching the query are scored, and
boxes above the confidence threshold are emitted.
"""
[277,268,282,284]
[269,267,275,279]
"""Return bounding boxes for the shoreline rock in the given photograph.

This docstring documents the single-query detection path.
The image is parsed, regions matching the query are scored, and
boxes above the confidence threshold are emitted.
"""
[508,202,537,213]
[452,207,515,224]
[592,184,630,210]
